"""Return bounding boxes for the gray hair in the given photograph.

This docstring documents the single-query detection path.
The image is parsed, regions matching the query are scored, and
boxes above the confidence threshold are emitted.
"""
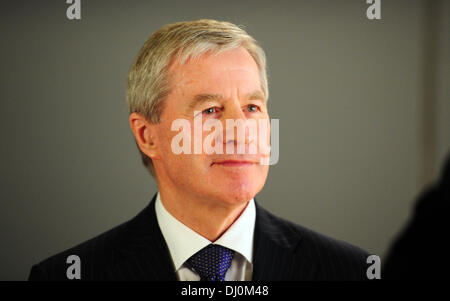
[126,19,269,176]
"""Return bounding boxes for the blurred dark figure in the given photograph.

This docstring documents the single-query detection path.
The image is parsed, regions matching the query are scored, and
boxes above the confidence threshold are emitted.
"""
[383,152,450,279]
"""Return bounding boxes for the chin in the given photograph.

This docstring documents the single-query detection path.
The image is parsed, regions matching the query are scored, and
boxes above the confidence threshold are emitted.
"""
[214,177,263,205]
[205,166,269,205]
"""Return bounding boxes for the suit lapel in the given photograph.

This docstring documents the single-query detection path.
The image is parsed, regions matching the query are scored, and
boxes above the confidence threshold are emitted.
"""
[106,196,308,281]
[252,202,304,280]
[109,195,178,281]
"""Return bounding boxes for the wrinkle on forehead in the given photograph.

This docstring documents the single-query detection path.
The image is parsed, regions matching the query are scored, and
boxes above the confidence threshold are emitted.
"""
[168,47,259,84]
[166,47,262,103]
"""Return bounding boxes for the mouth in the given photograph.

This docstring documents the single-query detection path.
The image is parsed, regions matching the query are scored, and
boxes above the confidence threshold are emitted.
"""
[211,160,258,167]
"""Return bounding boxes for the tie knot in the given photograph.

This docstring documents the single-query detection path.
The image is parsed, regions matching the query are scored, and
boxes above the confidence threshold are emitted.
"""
[186,244,235,281]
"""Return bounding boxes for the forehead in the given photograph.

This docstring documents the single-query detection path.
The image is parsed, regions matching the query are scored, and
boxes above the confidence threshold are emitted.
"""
[167,47,261,95]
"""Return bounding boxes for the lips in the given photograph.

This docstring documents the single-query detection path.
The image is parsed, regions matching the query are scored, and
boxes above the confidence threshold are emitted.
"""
[211,159,258,167]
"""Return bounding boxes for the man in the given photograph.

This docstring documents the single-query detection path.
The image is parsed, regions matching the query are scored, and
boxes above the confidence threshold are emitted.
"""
[383,153,449,279]
[29,19,369,281]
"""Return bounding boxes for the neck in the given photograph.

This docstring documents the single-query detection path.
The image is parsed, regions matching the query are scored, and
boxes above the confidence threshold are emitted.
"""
[157,186,249,242]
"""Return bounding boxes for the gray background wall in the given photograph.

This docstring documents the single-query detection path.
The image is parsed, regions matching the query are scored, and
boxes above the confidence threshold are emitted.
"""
[1,0,448,280]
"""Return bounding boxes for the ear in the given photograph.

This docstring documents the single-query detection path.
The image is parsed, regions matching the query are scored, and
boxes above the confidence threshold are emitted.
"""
[129,112,160,160]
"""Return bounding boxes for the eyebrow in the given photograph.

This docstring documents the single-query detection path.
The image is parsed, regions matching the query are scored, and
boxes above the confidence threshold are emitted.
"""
[188,90,266,110]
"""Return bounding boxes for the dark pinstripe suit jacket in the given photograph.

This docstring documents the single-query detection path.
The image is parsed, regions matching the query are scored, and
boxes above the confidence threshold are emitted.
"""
[28,195,369,281]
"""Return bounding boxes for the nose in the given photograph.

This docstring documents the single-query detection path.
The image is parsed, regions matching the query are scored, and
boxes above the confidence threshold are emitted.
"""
[221,102,256,154]
[222,99,246,121]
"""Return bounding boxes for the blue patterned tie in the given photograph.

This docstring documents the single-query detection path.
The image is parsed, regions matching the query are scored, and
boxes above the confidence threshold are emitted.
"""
[186,244,235,281]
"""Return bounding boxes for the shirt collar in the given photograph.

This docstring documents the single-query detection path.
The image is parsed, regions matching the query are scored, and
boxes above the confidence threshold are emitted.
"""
[155,192,256,271]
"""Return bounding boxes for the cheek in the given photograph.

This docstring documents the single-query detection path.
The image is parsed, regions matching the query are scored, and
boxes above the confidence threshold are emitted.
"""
[157,123,210,171]
[157,121,182,155]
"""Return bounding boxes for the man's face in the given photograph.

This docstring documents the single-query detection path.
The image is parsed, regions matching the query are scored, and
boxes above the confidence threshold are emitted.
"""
[152,47,270,205]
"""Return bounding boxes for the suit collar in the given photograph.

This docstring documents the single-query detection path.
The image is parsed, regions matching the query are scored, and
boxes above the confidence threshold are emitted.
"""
[111,194,178,280]
[252,201,304,280]
[108,195,304,281]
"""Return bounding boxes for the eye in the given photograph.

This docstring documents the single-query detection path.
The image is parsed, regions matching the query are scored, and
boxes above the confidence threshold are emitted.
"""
[247,104,259,112]
[203,107,217,115]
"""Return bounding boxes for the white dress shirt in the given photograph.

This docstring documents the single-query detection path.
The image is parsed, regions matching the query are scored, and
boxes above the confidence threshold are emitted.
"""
[155,192,255,281]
